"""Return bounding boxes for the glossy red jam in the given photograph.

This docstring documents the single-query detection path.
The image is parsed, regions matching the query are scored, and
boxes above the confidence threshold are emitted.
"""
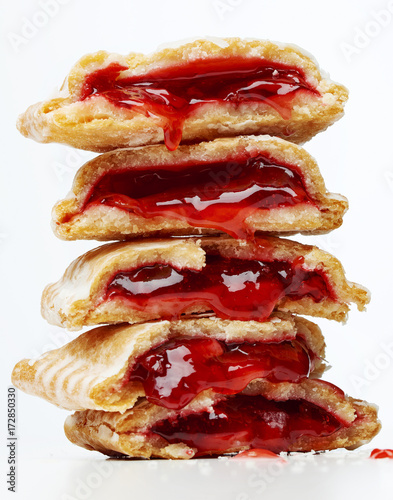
[370,449,393,459]
[127,336,313,409]
[105,255,334,321]
[80,59,318,150]
[231,449,284,460]
[84,155,314,239]
[150,395,343,456]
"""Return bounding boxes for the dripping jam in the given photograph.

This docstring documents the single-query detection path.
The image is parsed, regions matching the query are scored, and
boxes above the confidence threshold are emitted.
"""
[231,449,285,460]
[370,449,393,459]
[105,254,335,322]
[80,59,319,150]
[82,155,315,239]
[150,395,343,456]
[127,336,314,410]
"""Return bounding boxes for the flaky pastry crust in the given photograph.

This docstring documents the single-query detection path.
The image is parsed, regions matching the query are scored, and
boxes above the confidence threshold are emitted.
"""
[17,38,348,152]
[64,379,380,458]
[41,236,370,330]
[52,136,348,241]
[11,314,326,412]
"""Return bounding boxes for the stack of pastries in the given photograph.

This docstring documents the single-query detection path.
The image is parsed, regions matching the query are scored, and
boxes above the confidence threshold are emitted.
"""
[12,38,380,459]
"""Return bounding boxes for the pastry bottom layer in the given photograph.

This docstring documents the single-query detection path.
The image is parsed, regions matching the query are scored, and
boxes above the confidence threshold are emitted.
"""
[64,384,380,459]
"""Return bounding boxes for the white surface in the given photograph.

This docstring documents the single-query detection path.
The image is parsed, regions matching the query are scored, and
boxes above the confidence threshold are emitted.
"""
[16,452,393,500]
[2,0,393,498]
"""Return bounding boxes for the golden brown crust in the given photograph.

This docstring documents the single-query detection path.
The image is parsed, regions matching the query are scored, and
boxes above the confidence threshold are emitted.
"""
[41,236,370,330]
[17,38,348,152]
[11,314,325,412]
[63,379,380,458]
[52,136,348,241]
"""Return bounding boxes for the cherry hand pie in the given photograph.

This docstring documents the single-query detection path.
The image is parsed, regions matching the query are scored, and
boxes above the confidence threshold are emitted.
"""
[52,136,348,241]
[17,38,348,152]
[11,315,326,412]
[63,379,380,458]
[41,236,369,330]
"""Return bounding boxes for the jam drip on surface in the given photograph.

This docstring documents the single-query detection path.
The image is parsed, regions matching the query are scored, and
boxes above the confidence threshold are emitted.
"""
[231,449,285,460]
[370,449,393,459]
[80,59,318,150]
[105,255,334,322]
[128,337,313,409]
[150,395,343,456]
[84,155,314,239]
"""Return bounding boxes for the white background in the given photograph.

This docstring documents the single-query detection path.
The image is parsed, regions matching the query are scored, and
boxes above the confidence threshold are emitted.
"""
[1,0,393,498]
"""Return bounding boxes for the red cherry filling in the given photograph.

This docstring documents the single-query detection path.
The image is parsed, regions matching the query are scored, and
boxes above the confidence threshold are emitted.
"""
[105,255,334,322]
[80,59,319,150]
[83,155,315,239]
[127,336,313,410]
[150,395,343,456]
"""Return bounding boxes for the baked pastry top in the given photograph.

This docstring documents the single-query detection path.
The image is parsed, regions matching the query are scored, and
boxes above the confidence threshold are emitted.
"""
[41,236,370,330]
[11,314,326,413]
[52,136,348,241]
[64,378,380,459]
[17,38,348,152]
